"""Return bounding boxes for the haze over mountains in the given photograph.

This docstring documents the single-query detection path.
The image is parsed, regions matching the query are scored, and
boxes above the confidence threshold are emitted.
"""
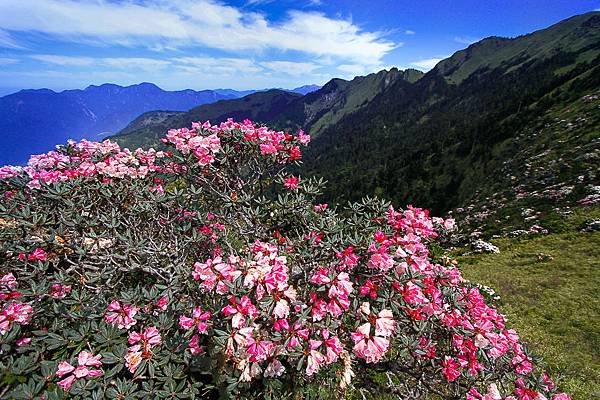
[114,12,600,217]
[0,83,320,165]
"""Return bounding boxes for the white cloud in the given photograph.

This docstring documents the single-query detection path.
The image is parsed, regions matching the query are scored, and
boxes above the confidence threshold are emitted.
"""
[337,63,398,78]
[410,58,444,71]
[245,0,275,5]
[404,29,415,35]
[260,60,319,75]
[454,36,482,45]
[30,54,95,66]
[0,0,394,65]
[0,57,19,65]
[29,55,323,76]
[101,58,171,71]
[174,57,262,74]
[27,52,388,82]
[30,55,171,70]
[337,63,374,77]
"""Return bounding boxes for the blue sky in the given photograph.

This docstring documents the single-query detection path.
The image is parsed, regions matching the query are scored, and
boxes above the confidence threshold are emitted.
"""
[0,0,598,95]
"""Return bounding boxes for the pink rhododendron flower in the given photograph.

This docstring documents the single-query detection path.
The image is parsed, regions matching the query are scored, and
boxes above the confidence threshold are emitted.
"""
[297,130,311,145]
[441,356,462,382]
[264,359,285,377]
[321,329,343,364]
[187,334,205,355]
[374,309,396,337]
[351,323,390,363]
[0,165,22,179]
[552,394,571,400]
[306,339,327,376]
[246,337,275,363]
[55,351,103,391]
[124,350,143,374]
[27,248,47,262]
[193,256,242,294]
[260,143,278,155]
[313,203,328,213]
[367,247,394,271]
[0,302,33,335]
[514,378,540,400]
[126,326,161,373]
[287,321,310,349]
[0,273,17,290]
[105,300,138,329]
[49,283,71,299]
[359,279,379,298]
[336,246,359,270]
[16,337,31,346]
[179,307,211,334]
[222,295,259,328]
[145,296,169,315]
[284,176,299,190]
[402,281,428,306]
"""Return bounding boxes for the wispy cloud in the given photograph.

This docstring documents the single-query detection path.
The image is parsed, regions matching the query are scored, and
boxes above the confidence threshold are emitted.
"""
[30,55,171,71]
[0,29,26,49]
[0,57,19,65]
[28,54,332,78]
[336,63,396,78]
[102,58,171,71]
[245,0,276,6]
[404,30,415,35]
[410,57,445,71]
[0,0,395,65]
[30,55,95,66]
[261,60,320,75]
[174,57,262,74]
[454,36,482,45]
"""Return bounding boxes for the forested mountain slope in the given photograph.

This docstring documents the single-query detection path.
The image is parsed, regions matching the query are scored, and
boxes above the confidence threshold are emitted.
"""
[302,12,600,213]
[114,12,600,220]
[112,68,423,149]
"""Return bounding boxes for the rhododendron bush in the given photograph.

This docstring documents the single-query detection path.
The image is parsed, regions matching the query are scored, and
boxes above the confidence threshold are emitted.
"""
[0,119,571,399]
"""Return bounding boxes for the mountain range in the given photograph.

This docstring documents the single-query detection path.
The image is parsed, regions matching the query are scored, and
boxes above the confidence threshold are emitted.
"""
[113,12,600,220]
[113,68,424,149]
[0,83,319,165]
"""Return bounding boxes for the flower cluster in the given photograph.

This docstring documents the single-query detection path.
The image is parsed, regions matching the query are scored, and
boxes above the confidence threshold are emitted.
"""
[105,300,138,329]
[0,273,33,335]
[125,326,162,373]
[21,141,166,189]
[0,119,571,400]
[163,122,221,166]
[56,351,103,391]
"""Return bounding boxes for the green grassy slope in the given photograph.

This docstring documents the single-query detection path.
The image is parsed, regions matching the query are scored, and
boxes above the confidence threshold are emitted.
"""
[436,13,600,84]
[457,207,600,399]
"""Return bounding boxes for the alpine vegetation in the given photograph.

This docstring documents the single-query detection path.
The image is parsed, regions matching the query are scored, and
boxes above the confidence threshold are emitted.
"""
[0,120,571,399]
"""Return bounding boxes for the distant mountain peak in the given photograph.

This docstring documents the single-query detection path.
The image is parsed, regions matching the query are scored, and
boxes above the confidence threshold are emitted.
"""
[0,83,273,165]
